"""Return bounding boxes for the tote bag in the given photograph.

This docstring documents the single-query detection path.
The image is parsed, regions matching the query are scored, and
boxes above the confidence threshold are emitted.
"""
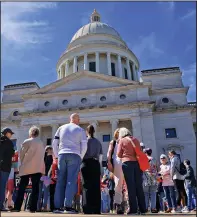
[126,137,150,171]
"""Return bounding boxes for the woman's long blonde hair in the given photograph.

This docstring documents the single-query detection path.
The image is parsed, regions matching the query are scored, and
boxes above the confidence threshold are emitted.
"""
[114,128,120,140]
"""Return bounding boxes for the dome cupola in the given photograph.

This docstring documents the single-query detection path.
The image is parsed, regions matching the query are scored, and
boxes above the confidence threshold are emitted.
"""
[90,9,101,22]
[57,10,140,82]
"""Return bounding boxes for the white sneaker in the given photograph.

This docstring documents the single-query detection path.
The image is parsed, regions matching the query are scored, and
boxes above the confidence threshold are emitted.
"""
[182,207,190,213]
[171,209,176,214]
[53,209,64,214]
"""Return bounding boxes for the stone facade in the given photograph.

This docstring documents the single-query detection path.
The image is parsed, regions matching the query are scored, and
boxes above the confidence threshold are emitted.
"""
[1,10,196,169]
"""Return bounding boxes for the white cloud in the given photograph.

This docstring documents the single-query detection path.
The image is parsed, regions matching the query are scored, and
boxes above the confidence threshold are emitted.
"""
[1,2,57,45]
[132,32,164,60]
[181,9,196,21]
[157,1,175,11]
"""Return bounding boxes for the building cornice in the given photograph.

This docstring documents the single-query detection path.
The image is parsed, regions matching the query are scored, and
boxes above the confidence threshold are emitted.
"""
[154,105,193,114]
[1,102,24,108]
[20,101,155,117]
[151,87,189,95]
[22,83,151,100]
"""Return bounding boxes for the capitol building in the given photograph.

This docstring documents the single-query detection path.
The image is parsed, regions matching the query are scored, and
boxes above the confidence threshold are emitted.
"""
[1,10,196,167]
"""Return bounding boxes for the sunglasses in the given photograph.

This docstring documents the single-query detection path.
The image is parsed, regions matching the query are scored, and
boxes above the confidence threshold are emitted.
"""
[160,158,166,160]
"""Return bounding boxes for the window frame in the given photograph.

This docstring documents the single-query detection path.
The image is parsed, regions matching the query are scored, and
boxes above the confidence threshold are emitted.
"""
[103,134,111,142]
[165,128,177,139]
[89,62,96,72]
[111,63,115,76]
[124,68,128,79]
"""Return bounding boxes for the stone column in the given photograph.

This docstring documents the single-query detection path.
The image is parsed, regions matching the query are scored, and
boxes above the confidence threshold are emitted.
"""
[131,116,142,142]
[65,61,69,76]
[107,52,112,76]
[140,114,157,158]
[84,53,88,70]
[73,56,77,73]
[118,55,123,78]
[51,124,59,140]
[110,119,119,139]
[96,52,100,73]
[135,66,139,81]
[126,58,132,80]
[60,66,64,78]
[131,62,136,81]
[90,121,98,137]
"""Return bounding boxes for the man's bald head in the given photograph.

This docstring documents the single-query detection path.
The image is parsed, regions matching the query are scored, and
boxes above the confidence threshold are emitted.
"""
[70,113,80,125]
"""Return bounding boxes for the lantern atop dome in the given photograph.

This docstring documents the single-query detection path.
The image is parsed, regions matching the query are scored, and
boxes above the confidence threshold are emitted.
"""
[90,9,101,22]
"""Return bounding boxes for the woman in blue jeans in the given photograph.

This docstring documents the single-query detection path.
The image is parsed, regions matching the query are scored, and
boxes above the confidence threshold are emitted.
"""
[159,154,177,213]
[143,148,158,213]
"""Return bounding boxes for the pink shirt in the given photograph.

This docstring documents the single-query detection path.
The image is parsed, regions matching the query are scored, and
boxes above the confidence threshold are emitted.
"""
[160,164,174,186]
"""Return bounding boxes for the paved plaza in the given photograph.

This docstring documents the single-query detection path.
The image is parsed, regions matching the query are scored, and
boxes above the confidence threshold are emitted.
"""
[1,212,196,217]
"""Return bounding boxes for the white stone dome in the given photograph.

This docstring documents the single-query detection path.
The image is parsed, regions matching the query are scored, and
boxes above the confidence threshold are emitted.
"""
[71,22,122,43]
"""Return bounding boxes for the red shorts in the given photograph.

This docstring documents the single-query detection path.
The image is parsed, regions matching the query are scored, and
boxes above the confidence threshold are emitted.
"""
[6,179,14,192]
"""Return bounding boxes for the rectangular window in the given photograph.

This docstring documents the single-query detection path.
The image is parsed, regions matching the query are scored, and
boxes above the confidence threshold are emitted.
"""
[103,135,111,142]
[89,62,96,72]
[46,138,52,146]
[124,68,128,79]
[165,128,177,138]
[111,63,115,76]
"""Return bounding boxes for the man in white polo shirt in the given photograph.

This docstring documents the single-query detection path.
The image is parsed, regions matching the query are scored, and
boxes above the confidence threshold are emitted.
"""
[52,113,87,214]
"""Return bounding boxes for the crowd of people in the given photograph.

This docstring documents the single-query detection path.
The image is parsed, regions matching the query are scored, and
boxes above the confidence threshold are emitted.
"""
[0,113,196,215]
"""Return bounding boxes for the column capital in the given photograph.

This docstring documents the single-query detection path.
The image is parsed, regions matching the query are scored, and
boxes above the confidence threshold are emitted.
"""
[89,120,98,126]
[110,119,119,125]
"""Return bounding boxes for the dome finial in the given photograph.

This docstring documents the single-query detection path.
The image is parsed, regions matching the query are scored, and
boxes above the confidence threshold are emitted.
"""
[90,9,101,23]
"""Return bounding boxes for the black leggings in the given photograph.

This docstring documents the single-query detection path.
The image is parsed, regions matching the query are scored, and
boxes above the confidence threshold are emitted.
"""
[173,179,187,206]
[81,159,101,214]
[109,190,115,211]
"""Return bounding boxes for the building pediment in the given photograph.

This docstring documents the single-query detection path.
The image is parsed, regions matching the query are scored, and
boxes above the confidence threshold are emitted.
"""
[22,71,140,98]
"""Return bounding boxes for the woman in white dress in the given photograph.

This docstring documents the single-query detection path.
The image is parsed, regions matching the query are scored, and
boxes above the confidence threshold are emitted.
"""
[107,128,124,214]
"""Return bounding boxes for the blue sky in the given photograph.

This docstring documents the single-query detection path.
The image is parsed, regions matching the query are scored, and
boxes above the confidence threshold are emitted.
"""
[1,2,196,101]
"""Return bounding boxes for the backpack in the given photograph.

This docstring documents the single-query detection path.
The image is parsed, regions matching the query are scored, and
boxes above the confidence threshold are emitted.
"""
[175,160,186,176]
